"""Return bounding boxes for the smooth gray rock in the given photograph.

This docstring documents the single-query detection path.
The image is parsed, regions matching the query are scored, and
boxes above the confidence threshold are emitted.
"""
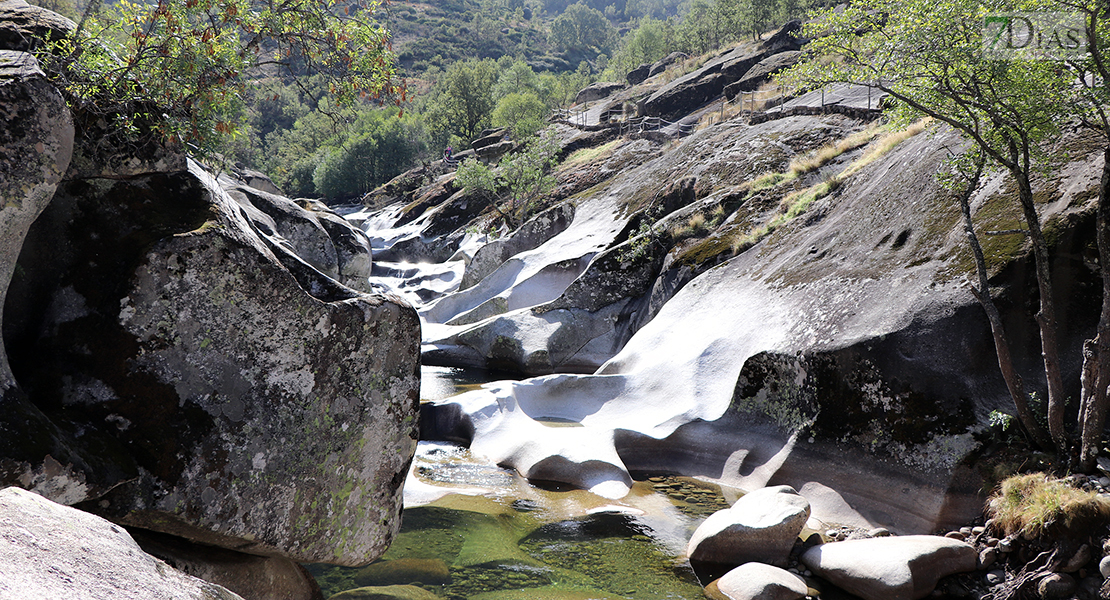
[5,161,420,565]
[687,485,810,568]
[800,536,977,600]
[706,562,808,600]
[0,486,243,600]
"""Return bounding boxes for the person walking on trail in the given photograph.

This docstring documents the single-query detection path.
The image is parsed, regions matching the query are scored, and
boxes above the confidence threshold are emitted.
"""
[444,146,453,162]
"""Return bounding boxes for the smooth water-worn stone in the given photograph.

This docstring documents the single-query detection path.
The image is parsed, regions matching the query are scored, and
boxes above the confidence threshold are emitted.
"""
[687,485,810,568]
[131,529,322,600]
[800,535,977,600]
[1100,555,1110,578]
[5,161,420,565]
[353,558,452,586]
[329,585,441,600]
[705,562,808,600]
[0,487,243,600]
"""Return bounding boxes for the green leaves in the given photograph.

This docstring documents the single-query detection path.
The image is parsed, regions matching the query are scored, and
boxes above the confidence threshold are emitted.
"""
[456,130,561,229]
[39,0,399,156]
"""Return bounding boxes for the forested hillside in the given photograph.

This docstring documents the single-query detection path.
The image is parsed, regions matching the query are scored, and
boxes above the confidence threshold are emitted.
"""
[27,0,818,203]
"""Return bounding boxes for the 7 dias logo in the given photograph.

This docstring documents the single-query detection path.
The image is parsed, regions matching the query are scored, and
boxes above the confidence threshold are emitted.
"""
[983,12,1087,59]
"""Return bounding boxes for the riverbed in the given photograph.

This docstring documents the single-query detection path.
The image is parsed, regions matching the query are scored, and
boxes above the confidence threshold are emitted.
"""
[307,367,743,599]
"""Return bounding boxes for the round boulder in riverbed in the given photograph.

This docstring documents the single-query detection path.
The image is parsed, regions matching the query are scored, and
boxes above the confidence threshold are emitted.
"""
[705,562,808,600]
[799,535,977,600]
[686,485,810,568]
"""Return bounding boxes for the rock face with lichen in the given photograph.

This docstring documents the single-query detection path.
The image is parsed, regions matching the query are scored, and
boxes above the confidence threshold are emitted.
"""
[3,158,420,566]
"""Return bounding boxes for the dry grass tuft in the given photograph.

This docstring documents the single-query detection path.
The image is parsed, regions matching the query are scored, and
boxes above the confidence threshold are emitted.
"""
[987,473,1110,539]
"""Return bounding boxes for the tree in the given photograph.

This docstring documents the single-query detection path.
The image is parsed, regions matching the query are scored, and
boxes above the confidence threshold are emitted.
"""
[492,92,549,139]
[781,0,1077,456]
[424,58,499,147]
[313,109,426,201]
[605,16,674,79]
[549,2,616,55]
[492,59,540,101]
[455,130,561,228]
[38,0,400,156]
[1061,0,1110,470]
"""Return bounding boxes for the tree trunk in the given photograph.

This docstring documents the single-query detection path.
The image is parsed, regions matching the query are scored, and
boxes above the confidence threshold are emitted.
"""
[1014,171,1068,457]
[1079,144,1110,471]
[961,160,1053,450]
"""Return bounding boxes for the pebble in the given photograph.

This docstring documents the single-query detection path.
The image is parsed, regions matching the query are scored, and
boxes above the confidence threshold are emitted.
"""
[986,570,1005,585]
[867,527,890,537]
[979,547,998,569]
[1099,555,1110,579]
[985,537,999,547]
[960,526,972,536]
[945,531,966,540]
[972,526,985,535]
[999,537,1015,553]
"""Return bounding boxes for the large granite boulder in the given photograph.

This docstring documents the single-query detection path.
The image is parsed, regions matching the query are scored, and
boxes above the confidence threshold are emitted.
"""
[3,160,420,565]
[0,486,243,600]
[724,51,802,98]
[800,536,977,600]
[642,24,802,120]
[705,562,808,600]
[0,0,74,52]
[575,81,625,104]
[627,63,652,85]
[0,50,79,502]
[647,51,691,78]
[686,485,810,568]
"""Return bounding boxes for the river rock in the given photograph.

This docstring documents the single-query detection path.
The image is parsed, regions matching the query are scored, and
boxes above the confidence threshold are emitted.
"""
[642,23,800,120]
[800,535,978,600]
[4,160,420,565]
[329,585,441,600]
[705,562,808,600]
[1100,555,1110,578]
[0,486,244,599]
[687,485,810,568]
[130,529,322,600]
[225,182,341,278]
[353,558,452,586]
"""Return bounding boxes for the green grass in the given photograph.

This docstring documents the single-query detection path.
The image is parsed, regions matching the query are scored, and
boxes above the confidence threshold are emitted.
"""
[730,119,930,254]
[987,473,1110,539]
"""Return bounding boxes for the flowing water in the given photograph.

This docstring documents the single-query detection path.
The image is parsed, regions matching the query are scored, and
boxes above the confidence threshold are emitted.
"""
[308,367,740,599]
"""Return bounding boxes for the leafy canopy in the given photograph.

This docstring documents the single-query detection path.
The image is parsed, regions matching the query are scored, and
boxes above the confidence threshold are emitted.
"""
[40,0,400,155]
